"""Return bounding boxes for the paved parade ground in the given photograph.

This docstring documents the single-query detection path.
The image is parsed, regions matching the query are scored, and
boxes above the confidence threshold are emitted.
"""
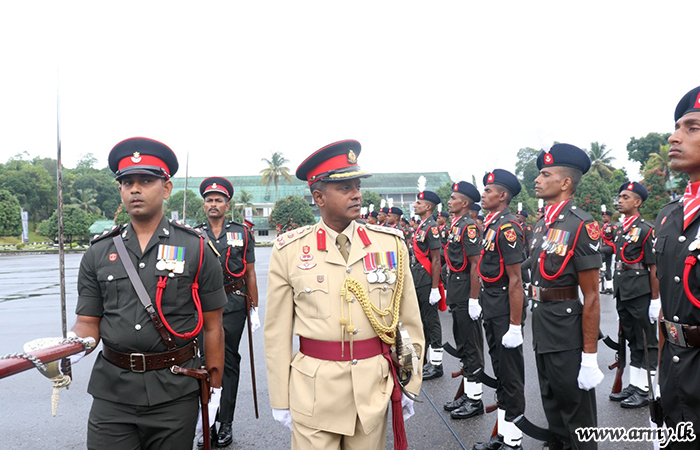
[0,250,652,449]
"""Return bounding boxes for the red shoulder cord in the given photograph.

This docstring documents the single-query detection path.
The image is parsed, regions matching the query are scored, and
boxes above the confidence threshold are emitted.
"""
[225,229,249,278]
[445,226,469,272]
[477,228,504,283]
[683,256,700,309]
[155,235,205,339]
[619,227,653,264]
[538,220,585,281]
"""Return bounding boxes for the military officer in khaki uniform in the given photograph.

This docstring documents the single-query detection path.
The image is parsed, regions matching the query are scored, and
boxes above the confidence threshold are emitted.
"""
[264,140,425,450]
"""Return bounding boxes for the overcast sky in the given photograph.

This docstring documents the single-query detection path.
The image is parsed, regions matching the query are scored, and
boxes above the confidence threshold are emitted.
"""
[0,1,697,189]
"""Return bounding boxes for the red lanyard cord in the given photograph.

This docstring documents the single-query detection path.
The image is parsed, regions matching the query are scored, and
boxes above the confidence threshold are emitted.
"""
[445,227,469,272]
[538,221,585,281]
[224,231,249,278]
[155,235,205,340]
[683,255,700,309]
[477,229,504,283]
[620,227,653,264]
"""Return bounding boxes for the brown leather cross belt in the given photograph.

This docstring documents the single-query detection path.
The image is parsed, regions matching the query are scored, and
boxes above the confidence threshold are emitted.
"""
[615,262,647,271]
[661,319,700,348]
[224,278,245,293]
[102,341,197,372]
[299,336,384,362]
[530,285,579,302]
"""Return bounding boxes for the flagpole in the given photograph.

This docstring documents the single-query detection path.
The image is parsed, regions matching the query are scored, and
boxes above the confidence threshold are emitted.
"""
[182,151,189,222]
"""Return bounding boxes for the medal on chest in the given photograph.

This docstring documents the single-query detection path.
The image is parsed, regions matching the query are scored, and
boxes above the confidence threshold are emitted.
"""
[156,244,186,273]
[542,228,570,256]
[625,227,641,243]
[363,251,397,284]
[226,231,244,247]
[483,228,497,251]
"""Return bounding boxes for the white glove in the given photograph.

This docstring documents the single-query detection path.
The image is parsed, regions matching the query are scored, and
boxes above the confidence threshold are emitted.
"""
[250,307,261,332]
[272,408,293,431]
[401,393,415,421]
[577,352,604,391]
[501,324,523,348]
[429,288,441,305]
[468,298,482,320]
[649,298,661,323]
[196,387,222,435]
[66,332,85,364]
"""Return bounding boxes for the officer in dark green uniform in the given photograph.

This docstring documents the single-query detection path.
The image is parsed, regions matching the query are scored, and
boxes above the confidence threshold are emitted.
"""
[654,85,700,450]
[411,191,445,379]
[440,182,486,419]
[473,170,525,450]
[469,203,482,227]
[196,177,259,447]
[530,144,603,450]
[608,181,658,409]
[516,209,534,286]
[71,137,227,450]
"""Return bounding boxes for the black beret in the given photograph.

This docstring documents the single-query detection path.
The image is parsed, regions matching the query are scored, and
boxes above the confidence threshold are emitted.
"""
[536,143,591,174]
[296,139,371,184]
[602,210,613,217]
[417,190,441,205]
[369,211,379,218]
[108,137,178,181]
[401,217,409,225]
[619,181,648,202]
[200,177,233,200]
[389,207,403,215]
[675,86,700,122]
[452,181,481,203]
[477,215,484,220]
[438,211,450,218]
[516,210,528,218]
[470,203,482,212]
[380,207,390,214]
[483,169,521,197]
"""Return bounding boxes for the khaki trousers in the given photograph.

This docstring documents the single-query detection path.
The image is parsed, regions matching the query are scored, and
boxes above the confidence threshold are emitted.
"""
[291,411,389,450]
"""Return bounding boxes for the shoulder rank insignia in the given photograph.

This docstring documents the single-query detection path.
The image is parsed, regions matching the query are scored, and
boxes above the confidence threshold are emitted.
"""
[504,228,517,243]
[275,225,313,249]
[365,223,405,238]
[585,222,600,241]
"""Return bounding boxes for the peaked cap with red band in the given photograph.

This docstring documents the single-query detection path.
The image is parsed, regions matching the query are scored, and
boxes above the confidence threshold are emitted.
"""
[452,181,481,203]
[619,180,648,202]
[200,177,234,200]
[108,137,178,181]
[675,86,700,122]
[417,190,441,205]
[536,143,590,174]
[482,168,521,196]
[296,139,371,185]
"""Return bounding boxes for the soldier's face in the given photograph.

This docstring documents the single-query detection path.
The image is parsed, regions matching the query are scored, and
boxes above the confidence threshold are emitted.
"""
[534,167,566,200]
[602,215,611,223]
[448,192,469,215]
[377,212,387,223]
[414,199,430,216]
[437,216,446,226]
[669,112,700,181]
[204,193,231,220]
[387,214,399,225]
[616,190,642,215]
[119,174,172,220]
[314,179,363,224]
[481,184,504,211]
[367,216,377,224]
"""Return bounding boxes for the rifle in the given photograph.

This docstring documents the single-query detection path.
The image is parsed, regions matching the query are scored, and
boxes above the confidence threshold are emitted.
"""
[609,322,626,394]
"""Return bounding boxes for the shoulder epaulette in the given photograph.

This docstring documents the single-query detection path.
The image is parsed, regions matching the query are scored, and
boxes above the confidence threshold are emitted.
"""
[499,222,513,230]
[91,224,124,245]
[568,204,593,222]
[170,219,204,237]
[365,223,405,239]
[274,225,314,249]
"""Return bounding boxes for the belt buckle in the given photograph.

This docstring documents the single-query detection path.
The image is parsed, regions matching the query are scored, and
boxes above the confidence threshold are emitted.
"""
[664,320,687,347]
[532,286,541,301]
[129,353,146,372]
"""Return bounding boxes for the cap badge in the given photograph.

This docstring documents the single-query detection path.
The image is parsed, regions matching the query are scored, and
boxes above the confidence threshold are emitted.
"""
[544,153,553,165]
[487,173,495,183]
[347,149,357,164]
[453,183,459,191]
[695,92,700,109]
[131,152,141,163]
[212,183,218,188]
[627,183,634,190]
[419,192,424,199]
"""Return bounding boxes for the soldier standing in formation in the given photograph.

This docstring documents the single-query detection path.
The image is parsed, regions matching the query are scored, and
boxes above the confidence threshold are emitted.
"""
[367,210,379,225]
[378,206,390,226]
[263,140,424,450]
[411,190,446,380]
[441,182,486,420]
[608,181,658,409]
[72,138,227,449]
[516,209,534,286]
[600,210,616,295]
[530,144,603,450]
[474,170,526,450]
[653,86,700,449]
[196,177,260,447]
[386,207,403,229]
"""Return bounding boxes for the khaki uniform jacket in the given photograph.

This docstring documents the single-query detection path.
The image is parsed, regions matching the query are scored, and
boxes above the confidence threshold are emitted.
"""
[264,220,424,436]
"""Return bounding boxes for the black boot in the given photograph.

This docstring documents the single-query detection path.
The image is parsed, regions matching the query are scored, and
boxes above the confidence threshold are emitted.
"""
[450,399,484,419]
[620,386,649,409]
[609,384,636,402]
[444,393,470,411]
[472,433,503,450]
[196,424,217,449]
[216,422,233,447]
[423,362,443,380]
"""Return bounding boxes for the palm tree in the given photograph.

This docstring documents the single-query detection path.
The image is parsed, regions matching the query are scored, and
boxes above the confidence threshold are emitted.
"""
[260,152,293,202]
[587,142,615,180]
[70,188,101,215]
[645,144,671,184]
[233,189,255,219]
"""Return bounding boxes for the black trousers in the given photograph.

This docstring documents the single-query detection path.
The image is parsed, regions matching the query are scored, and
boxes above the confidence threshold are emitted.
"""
[616,293,658,369]
[416,283,442,350]
[536,349,598,450]
[219,306,248,423]
[447,271,484,382]
[482,313,525,421]
[601,246,613,281]
[87,391,199,450]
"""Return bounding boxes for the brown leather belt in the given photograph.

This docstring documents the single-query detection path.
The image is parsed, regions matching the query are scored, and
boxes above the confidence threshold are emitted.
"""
[299,337,384,362]
[661,319,700,348]
[615,262,647,271]
[224,278,245,294]
[102,341,198,372]
[530,285,578,302]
